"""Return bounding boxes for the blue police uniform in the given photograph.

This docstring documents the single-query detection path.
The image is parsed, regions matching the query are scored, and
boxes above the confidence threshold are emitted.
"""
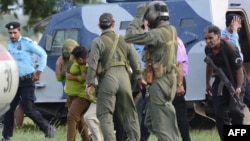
[2,22,53,140]
[7,36,47,76]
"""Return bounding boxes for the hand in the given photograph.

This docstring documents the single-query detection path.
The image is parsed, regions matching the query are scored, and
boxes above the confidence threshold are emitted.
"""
[143,20,149,31]
[136,3,147,18]
[86,85,93,98]
[176,85,185,96]
[206,84,212,96]
[81,72,87,80]
[233,87,241,96]
[32,71,41,82]
[138,78,147,89]
[65,72,76,80]
[230,16,241,32]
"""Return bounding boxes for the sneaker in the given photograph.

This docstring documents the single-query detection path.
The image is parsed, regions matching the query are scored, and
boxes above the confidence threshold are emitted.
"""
[45,125,55,138]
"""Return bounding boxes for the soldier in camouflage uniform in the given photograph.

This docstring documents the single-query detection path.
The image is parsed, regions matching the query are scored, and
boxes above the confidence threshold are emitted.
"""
[125,1,180,141]
[85,13,147,141]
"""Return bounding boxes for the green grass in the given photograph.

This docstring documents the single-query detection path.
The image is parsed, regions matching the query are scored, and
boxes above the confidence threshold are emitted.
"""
[0,117,220,141]
[148,128,220,141]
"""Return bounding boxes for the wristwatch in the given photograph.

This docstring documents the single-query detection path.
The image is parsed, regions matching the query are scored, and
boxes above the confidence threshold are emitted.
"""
[236,87,241,92]
[177,83,183,87]
[87,84,95,88]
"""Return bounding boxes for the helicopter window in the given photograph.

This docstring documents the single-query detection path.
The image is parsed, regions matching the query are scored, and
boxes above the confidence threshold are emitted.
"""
[180,18,195,28]
[50,29,79,55]
[120,21,131,30]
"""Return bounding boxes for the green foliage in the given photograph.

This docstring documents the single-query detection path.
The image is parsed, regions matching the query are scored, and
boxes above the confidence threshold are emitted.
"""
[0,0,19,14]
[0,0,98,33]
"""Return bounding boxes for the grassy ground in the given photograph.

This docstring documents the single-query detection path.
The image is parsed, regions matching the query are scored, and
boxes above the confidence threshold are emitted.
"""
[0,117,221,141]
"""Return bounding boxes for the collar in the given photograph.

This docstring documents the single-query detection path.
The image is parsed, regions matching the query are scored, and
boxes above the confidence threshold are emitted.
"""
[101,29,115,36]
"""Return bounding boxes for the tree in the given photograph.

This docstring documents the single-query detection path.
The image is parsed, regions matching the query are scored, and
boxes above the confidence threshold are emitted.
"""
[0,0,97,32]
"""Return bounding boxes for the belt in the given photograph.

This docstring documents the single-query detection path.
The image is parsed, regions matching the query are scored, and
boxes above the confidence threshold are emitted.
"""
[19,73,33,81]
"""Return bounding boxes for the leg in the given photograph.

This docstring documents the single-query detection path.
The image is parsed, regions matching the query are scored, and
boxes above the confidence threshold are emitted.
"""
[2,88,21,139]
[67,97,90,141]
[212,85,231,141]
[173,96,191,141]
[78,116,90,141]
[147,102,179,141]
[113,109,126,141]
[96,69,121,141]
[84,103,104,141]
[172,78,191,141]
[140,88,150,141]
[20,79,52,137]
[14,102,24,129]
[116,72,140,141]
[145,77,179,141]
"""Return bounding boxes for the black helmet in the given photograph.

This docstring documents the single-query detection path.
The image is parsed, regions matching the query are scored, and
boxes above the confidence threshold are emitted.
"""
[144,1,169,28]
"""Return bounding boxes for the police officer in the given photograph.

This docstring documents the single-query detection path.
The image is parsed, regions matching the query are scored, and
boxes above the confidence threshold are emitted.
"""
[85,13,147,141]
[2,22,54,140]
[221,13,243,59]
[204,25,245,141]
[125,1,180,140]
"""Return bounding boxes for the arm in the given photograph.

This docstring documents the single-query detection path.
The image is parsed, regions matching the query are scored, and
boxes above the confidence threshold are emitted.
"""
[65,63,86,82]
[124,4,157,46]
[176,37,186,95]
[206,64,213,95]
[86,39,102,86]
[125,18,157,46]
[128,43,143,80]
[235,67,244,95]
[65,72,82,81]
[176,62,185,96]
[228,16,243,58]
[30,42,47,72]
[226,40,244,94]
[86,40,101,98]
[30,41,47,82]
[128,43,147,87]
[55,56,64,81]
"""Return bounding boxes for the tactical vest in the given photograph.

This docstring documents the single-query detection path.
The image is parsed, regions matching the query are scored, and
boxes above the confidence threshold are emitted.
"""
[146,25,179,105]
[143,25,178,76]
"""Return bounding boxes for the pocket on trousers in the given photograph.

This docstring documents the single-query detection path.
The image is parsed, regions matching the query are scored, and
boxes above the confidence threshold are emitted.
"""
[153,63,164,78]
[96,63,102,75]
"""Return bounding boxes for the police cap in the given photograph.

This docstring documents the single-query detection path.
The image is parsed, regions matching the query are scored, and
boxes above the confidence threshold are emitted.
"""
[99,13,115,25]
[5,22,20,30]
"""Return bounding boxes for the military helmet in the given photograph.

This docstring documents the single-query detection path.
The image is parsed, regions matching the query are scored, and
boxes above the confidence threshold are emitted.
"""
[144,1,169,27]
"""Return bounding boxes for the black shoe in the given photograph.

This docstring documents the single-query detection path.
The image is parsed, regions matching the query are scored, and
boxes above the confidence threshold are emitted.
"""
[1,137,10,141]
[45,125,55,138]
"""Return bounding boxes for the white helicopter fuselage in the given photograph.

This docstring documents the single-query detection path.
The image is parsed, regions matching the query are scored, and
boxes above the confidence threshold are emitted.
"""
[0,45,19,116]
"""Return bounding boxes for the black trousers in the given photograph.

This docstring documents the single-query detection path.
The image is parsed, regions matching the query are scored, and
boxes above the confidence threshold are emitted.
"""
[212,81,244,141]
[172,77,191,141]
[2,78,50,138]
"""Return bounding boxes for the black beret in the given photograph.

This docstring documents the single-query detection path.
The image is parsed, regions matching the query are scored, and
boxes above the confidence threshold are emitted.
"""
[5,22,20,30]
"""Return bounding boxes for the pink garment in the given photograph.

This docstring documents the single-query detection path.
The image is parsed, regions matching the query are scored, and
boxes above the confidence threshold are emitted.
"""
[176,37,189,76]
